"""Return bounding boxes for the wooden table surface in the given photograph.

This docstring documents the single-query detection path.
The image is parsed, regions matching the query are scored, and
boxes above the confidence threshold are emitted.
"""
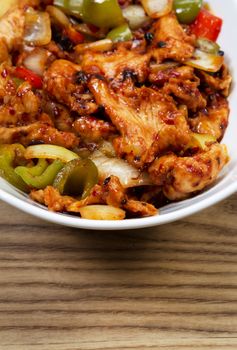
[0,195,237,350]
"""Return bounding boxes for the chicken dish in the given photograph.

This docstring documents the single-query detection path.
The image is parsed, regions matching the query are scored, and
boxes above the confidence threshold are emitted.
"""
[0,0,232,220]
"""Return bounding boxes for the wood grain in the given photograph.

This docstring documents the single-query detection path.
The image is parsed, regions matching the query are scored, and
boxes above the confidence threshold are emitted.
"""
[0,195,236,349]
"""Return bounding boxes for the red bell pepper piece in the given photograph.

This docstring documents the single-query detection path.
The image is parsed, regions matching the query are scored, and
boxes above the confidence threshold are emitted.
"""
[15,67,43,89]
[190,8,223,42]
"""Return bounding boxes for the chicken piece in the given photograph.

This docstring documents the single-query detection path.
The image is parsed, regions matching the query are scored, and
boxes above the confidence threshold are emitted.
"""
[67,185,104,212]
[32,176,157,217]
[189,95,229,141]
[151,14,194,63]
[148,63,180,85]
[30,186,76,212]
[31,182,104,212]
[43,59,98,115]
[0,8,25,50]
[162,66,207,112]
[28,120,79,148]
[41,99,74,132]
[0,114,79,148]
[101,175,126,207]
[81,45,150,82]
[0,82,40,127]
[101,173,159,217]
[124,199,158,217]
[73,116,116,142]
[0,39,9,64]
[70,175,157,217]
[0,63,16,99]
[149,143,229,201]
[89,77,191,168]
[67,176,126,212]
[198,64,232,97]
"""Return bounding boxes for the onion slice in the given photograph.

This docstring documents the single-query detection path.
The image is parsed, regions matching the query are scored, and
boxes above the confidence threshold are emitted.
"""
[75,39,113,54]
[24,8,52,46]
[76,205,126,220]
[141,0,173,18]
[90,150,152,188]
[25,145,79,163]
[46,5,70,28]
[122,5,149,29]
[23,48,50,76]
[185,49,224,73]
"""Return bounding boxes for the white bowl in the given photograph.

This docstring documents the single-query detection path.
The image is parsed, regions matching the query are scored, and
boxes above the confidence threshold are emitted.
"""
[0,0,236,230]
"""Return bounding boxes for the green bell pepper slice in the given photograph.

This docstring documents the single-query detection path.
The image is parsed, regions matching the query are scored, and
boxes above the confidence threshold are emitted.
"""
[54,0,124,28]
[107,23,132,43]
[0,144,29,193]
[54,0,84,19]
[15,160,64,189]
[82,0,124,28]
[53,158,98,199]
[196,37,220,55]
[174,0,203,24]
[24,159,49,177]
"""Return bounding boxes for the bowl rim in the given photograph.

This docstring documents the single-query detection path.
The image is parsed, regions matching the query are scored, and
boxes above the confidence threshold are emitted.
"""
[0,178,236,230]
[0,0,236,230]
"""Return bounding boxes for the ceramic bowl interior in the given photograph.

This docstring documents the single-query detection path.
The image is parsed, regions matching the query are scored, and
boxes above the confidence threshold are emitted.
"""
[0,0,236,230]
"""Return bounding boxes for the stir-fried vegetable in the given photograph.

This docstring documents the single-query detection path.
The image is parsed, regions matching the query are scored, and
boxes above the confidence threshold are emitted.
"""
[54,0,84,19]
[141,0,173,18]
[190,8,223,41]
[15,67,43,89]
[150,61,180,73]
[90,151,152,188]
[25,145,79,163]
[77,205,126,220]
[53,158,98,198]
[75,38,113,53]
[15,160,64,189]
[196,37,220,54]
[46,5,70,28]
[0,145,29,192]
[56,0,124,28]
[82,0,124,28]
[174,0,202,24]
[23,48,50,76]
[24,8,52,46]
[107,24,132,43]
[122,5,149,30]
[185,48,224,72]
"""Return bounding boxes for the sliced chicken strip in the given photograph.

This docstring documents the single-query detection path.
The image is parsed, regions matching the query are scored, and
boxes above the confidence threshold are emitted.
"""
[149,143,229,201]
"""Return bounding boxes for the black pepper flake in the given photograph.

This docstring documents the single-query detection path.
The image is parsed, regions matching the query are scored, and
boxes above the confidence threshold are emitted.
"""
[157,41,167,48]
[121,198,127,205]
[74,71,88,84]
[134,155,141,162]
[122,69,137,81]
[103,177,111,186]
[218,50,225,56]
[144,32,154,44]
